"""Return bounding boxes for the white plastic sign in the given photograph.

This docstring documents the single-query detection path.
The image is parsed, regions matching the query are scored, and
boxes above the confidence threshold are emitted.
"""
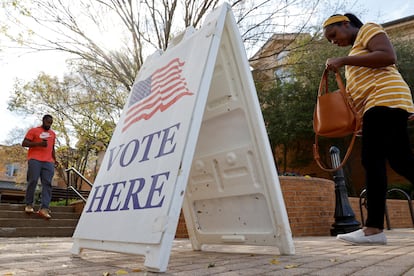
[71,3,294,272]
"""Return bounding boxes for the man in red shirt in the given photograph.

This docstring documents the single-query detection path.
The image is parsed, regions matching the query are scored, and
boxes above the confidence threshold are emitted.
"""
[22,114,58,219]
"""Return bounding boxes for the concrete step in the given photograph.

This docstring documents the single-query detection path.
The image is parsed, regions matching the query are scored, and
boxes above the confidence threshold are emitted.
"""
[0,218,79,227]
[0,203,81,237]
[0,203,76,212]
[0,210,80,219]
[0,227,75,237]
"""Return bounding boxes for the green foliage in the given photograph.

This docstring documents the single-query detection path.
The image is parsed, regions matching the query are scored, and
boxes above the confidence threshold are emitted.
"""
[256,35,350,172]
[258,80,314,172]
[49,198,79,206]
[391,38,414,148]
[8,72,124,148]
[288,36,349,87]
[393,38,414,92]
[7,69,127,183]
[259,81,314,146]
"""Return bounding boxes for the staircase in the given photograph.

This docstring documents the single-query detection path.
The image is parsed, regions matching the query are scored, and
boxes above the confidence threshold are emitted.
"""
[0,203,81,237]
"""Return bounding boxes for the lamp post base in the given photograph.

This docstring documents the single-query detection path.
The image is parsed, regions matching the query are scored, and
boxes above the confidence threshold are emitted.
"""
[329,146,361,236]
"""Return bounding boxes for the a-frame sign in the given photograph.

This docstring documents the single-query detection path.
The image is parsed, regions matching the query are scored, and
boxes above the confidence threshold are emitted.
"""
[71,3,295,272]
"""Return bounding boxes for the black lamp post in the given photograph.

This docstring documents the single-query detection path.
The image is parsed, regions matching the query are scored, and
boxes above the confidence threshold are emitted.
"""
[329,146,361,236]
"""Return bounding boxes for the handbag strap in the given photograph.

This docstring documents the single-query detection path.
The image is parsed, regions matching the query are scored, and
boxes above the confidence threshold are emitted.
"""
[320,68,360,119]
[318,68,346,96]
[313,132,357,172]
[313,68,361,172]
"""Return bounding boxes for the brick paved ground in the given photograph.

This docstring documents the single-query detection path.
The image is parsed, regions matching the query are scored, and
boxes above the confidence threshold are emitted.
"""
[2,228,414,275]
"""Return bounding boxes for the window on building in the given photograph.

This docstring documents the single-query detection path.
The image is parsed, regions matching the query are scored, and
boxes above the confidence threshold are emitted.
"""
[274,50,293,83]
[5,163,19,177]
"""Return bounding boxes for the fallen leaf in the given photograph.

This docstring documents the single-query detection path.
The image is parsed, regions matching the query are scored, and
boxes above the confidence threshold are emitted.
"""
[102,272,110,276]
[115,269,128,275]
[131,268,143,272]
[284,264,299,269]
[270,258,280,265]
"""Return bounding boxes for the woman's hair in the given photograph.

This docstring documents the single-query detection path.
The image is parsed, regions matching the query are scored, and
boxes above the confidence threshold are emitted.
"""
[344,13,363,28]
[326,13,363,28]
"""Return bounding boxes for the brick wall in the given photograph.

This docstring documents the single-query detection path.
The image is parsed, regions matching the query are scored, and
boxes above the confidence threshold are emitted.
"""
[175,176,414,238]
[175,211,189,238]
[279,176,335,237]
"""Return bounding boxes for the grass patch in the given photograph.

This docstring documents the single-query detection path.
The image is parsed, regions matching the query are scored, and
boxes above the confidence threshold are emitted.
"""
[49,198,79,206]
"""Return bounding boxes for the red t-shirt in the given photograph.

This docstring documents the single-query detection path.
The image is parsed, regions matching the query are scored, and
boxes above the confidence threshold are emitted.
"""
[25,126,56,162]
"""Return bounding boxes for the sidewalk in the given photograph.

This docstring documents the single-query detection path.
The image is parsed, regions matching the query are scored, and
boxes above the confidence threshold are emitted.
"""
[1,228,414,275]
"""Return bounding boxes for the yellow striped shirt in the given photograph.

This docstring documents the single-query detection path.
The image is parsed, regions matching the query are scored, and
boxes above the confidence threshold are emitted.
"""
[345,23,414,115]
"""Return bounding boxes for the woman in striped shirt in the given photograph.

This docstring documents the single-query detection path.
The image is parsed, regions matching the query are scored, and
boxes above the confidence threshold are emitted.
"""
[323,13,414,245]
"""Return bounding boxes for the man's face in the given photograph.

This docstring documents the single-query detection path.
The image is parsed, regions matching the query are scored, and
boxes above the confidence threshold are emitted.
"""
[42,117,53,130]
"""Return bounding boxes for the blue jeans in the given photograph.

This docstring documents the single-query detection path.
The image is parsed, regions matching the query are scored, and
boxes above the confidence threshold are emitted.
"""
[25,159,55,209]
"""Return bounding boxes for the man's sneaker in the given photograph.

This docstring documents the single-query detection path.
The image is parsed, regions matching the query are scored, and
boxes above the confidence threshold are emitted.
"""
[337,229,387,245]
[37,208,52,220]
[24,205,34,214]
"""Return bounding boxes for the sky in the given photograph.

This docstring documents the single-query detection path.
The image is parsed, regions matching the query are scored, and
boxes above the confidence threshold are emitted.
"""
[358,0,413,23]
[0,0,413,145]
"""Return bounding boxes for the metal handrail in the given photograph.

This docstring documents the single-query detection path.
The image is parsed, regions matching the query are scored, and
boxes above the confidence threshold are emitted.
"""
[65,167,93,187]
[68,185,87,202]
[62,167,93,204]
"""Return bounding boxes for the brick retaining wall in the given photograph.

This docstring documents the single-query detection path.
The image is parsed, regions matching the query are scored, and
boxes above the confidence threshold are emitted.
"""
[176,176,414,238]
[279,176,335,237]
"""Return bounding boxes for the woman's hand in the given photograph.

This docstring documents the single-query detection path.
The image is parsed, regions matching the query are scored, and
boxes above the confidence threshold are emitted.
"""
[325,57,345,71]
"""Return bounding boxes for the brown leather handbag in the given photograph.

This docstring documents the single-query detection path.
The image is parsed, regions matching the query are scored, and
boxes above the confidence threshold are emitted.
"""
[313,68,361,171]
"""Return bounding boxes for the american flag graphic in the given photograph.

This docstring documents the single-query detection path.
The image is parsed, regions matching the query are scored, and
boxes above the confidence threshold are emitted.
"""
[122,58,194,132]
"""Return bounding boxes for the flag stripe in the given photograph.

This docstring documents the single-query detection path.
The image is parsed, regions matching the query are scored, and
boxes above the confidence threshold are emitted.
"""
[127,59,185,117]
[124,82,189,123]
[122,91,194,132]
[122,58,193,132]
[125,74,185,119]
[128,58,184,107]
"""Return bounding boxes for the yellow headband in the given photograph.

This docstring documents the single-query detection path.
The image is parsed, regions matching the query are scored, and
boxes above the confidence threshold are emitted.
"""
[323,15,350,28]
